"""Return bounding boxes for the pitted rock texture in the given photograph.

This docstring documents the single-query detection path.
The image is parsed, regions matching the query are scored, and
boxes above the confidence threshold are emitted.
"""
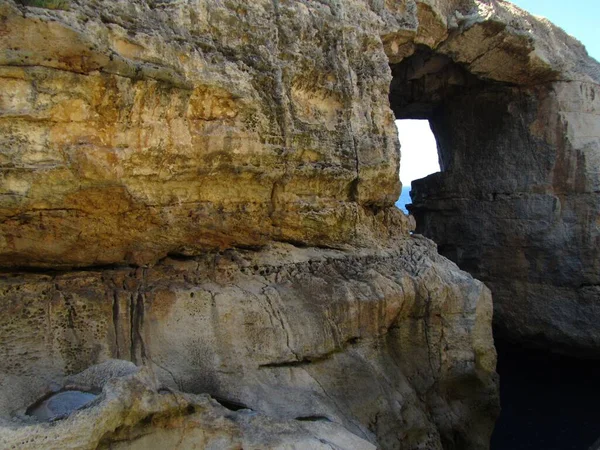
[0,360,377,450]
[0,241,498,450]
[0,0,409,268]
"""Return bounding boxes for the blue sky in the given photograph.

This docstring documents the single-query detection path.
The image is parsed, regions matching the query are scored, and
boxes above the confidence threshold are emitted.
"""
[398,0,599,185]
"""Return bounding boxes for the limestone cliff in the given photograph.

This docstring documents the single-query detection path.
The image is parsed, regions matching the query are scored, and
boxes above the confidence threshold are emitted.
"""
[0,0,407,267]
[0,0,597,448]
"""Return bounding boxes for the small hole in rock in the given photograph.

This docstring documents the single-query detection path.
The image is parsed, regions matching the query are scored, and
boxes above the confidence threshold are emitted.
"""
[295,415,332,422]
[26,390,98,422]
[213,397,251,412]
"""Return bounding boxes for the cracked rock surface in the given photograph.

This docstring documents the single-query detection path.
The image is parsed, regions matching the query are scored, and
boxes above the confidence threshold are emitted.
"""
[1,240,498,449]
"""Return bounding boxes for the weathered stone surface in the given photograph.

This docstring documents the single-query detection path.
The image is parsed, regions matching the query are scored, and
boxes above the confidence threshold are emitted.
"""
[404,69,600,353]
[0,241,498,449]
[2,0,598,448]
[0,0,411,268]
[1,360,377,450]
[0,1,504,446]
[0,0,597,351]
[402,72,600,352]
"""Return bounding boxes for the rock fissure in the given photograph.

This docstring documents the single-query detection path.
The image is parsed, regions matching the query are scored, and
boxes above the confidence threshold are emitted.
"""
[422,288,438,380]
[302,367,372,442]
[262,286,300,362]
[258,336,362,369]
[112,290,121,359]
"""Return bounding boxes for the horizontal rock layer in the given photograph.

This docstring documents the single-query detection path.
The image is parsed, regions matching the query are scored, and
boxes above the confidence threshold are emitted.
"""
[0,0,409,267]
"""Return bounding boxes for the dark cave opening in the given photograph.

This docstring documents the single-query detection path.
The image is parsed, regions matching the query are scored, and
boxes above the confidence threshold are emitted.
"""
[491,339,600,450]
[388,47,600,449]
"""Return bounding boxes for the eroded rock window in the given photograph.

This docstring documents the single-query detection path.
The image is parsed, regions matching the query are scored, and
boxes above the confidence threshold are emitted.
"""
[395,119,440,213]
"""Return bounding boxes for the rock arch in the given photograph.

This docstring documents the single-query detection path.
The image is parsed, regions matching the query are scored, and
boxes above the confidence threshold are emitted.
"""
[383,3,600,355]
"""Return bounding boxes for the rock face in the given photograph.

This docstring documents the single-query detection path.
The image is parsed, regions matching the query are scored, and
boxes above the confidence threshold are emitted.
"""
[0,0,407,268]
[0,0,596,448]
[0,241,498,449]
[1,360,378,449]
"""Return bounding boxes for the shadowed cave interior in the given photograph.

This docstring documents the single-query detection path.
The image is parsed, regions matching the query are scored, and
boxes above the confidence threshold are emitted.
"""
[389,47,600,450]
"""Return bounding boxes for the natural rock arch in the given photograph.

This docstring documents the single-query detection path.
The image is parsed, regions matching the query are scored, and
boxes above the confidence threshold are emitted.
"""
[384,5,600,355]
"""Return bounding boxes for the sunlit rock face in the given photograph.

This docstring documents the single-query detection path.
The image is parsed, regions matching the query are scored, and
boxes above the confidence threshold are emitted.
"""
[0,0,596,448]
[0,0,407,268]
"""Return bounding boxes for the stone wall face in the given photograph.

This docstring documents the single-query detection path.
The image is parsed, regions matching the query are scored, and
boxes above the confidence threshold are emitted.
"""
[410,80,600,353]
[0,0,406,268]
[0,241,498,450]
[0,0,598,448]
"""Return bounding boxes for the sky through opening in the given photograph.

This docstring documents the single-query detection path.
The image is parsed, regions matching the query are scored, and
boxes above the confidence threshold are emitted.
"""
[396,119,440,186]
[395,119,440,213]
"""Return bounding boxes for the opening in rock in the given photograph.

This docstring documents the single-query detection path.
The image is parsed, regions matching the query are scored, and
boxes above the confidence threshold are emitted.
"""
[26,390,98,422]
[213,396,252,412]
[387,46,600,449]
[389,46,490,267]
[295,415,332,422]
[395,119,440,213]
